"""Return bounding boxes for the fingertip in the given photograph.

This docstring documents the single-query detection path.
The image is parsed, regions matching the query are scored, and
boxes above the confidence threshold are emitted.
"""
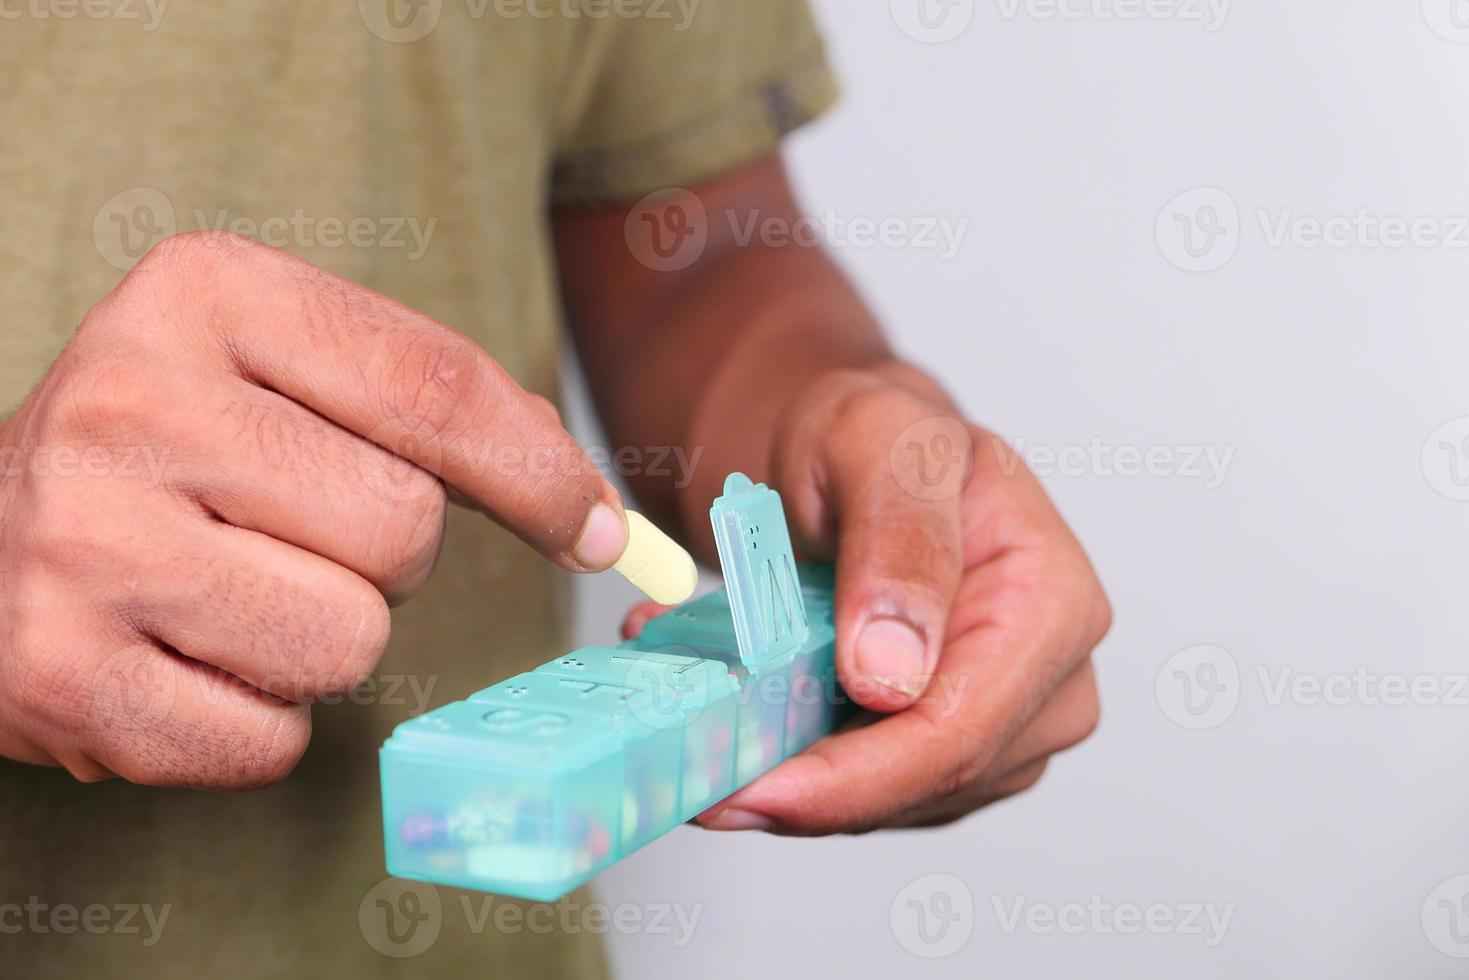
[571,501,629,572]
[620,601,673,640]
[836,612,940,713]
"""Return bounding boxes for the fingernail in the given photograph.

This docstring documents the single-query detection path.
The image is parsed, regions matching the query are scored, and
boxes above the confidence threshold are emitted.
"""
[855,617,932,698]
[573,503,628,571]
[704,808,774,832]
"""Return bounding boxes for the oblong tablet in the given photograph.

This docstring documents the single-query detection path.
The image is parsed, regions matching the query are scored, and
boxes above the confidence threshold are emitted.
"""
[612,510,698,605]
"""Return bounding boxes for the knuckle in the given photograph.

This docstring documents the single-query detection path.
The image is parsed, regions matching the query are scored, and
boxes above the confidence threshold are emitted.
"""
[8,638,89,731]
[1007,761,1048,795]
[222,708,312,790]
[379,330,491,445]
[317,584,391,696]
[1087,585,1115,648]
[828,378,922,442]
[1063,686,1102,750]
[369,481,447,598]
[131,230,264,293]
[48,357,166,444]
[528,394,562,424]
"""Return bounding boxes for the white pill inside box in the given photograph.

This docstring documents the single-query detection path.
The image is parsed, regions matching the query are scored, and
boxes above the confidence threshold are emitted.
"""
[612,511,698,606]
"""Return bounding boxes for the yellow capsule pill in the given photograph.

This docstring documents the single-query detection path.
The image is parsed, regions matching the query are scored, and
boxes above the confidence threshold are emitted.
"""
[613,510,698,605]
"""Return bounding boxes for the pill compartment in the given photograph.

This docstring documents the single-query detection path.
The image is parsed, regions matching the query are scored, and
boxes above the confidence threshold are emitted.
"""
[784,621,837,755]
[798,563,836,628]
[381,699,624,902]
[728,655,790,783]
[635,588,737,650]
[537,647,739,824]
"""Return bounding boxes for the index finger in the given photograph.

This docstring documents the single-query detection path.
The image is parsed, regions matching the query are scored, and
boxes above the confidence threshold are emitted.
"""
[137,232,628,572]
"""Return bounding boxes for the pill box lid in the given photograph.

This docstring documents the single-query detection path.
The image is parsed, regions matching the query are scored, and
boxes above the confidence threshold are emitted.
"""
[534,646,737,727]
[384,695,620,772]
[709,473,810,669]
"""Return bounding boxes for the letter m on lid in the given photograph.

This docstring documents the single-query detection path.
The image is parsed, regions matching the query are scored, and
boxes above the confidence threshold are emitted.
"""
[710,473,809,668]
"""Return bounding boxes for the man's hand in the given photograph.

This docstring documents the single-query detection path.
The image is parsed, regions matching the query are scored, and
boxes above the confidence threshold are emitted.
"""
[629,367,1110,833]
[0,232,630,790]
[559,152,1108,833]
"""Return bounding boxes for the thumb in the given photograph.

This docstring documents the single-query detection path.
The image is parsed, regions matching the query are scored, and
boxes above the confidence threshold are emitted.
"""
[786,383,972,712]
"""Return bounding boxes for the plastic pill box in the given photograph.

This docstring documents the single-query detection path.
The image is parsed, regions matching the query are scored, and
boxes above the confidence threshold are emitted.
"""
[380,474,844,901]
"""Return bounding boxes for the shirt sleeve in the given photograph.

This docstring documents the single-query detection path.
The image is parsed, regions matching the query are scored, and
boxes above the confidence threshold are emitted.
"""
[550,0,838,206]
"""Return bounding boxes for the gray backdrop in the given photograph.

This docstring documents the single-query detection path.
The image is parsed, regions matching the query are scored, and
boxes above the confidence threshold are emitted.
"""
[568,2,1469,975]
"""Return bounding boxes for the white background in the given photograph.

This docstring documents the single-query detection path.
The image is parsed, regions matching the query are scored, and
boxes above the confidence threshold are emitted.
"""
[569,1,1469,975]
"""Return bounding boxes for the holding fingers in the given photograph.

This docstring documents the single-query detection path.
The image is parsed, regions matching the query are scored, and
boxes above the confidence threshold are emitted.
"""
[0,231,629,789]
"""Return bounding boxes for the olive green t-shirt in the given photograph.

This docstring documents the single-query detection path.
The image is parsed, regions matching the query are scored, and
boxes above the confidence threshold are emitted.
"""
[0,3,835,976]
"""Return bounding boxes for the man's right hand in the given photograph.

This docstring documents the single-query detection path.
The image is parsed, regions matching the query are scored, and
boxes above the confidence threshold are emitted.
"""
[0,232,629,790]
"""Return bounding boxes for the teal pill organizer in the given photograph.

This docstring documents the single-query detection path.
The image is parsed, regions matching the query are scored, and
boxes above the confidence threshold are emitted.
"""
[380,474,844,901]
